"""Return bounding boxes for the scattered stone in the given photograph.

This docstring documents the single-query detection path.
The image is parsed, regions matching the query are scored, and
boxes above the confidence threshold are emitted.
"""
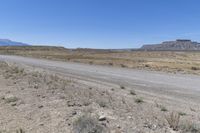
[11,103,17,106]
[152,124,157,130]
[38,105,44,108]
[67,101,75,107]
[99,115,106,121]
[117,125,121,129]
[34,84,39,89]
[101,122,107,127]
[42,96,46,99]
[39,123,44,126]
[72,111,77,116]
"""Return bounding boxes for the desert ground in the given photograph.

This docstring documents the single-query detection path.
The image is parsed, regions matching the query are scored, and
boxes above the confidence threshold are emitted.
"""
[0,46,200,75]
[0,55,199,133]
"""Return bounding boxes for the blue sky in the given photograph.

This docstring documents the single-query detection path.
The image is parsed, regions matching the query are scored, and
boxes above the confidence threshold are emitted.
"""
[0,0,200,48]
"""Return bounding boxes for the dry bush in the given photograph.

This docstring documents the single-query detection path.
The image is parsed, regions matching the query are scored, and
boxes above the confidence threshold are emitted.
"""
[191,66,200,71]
[120,64,126,68]
[160,106,168,112]
[178,112,186,116]
[120,86,125,89]
[0,62,25,80]
[165,112,180,131]
[135,97,144,104]
[96,99,108,108]
[108,62,113,66]
[73,114,106,133]
[5,96,18,103]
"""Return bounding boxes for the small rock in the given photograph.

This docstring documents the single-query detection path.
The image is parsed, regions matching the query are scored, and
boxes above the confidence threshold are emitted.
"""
[117,125,121,129]
[38,105,44,108]
[34,84,39,89]
[67,101,75,107]
[42,96,46,98]
[11,103,17,106]
[152,124,157,130]
[72,111,77,115]
[101,122,107,127]
[128,116,132,119]
[39,123,44,126]
[99,115,106,121]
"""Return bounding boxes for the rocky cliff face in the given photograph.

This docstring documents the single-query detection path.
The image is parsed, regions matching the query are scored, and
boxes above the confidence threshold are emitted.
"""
[141,39,200,50]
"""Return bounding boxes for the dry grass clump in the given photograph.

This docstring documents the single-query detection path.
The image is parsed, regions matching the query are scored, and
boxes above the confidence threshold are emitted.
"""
[73,113,106,133]
[108,62,113,66]
[180,122,200,133]
[0,128,25,133]
[165,112,180,131]
[160,106,168,112]
[0,61,25,80]
[178,112,186,116]
[120,64,126,68]
[4,96,18,104]
[120,86,125,89]
[16,128,25,133]
[155,102,168,112]
[96,99,108,108]
[191,66,200,71]
[135,97,144,104]
[0,61,9,68]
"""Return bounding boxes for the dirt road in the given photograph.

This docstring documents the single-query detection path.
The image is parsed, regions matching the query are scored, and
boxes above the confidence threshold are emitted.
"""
[0,55,200,132]
[0,55,199,105]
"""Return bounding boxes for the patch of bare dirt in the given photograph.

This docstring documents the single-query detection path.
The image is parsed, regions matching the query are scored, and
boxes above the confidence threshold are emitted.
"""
[0,61,199,133]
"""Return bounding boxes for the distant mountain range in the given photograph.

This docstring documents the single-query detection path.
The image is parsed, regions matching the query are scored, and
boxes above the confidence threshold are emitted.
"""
[0,39,29,46]
[1,38,200,51]
[141,39,200,51]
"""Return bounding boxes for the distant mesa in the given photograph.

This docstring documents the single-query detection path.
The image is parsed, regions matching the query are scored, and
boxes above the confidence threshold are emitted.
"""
[0,39,29,46]
[141,39,200,51]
